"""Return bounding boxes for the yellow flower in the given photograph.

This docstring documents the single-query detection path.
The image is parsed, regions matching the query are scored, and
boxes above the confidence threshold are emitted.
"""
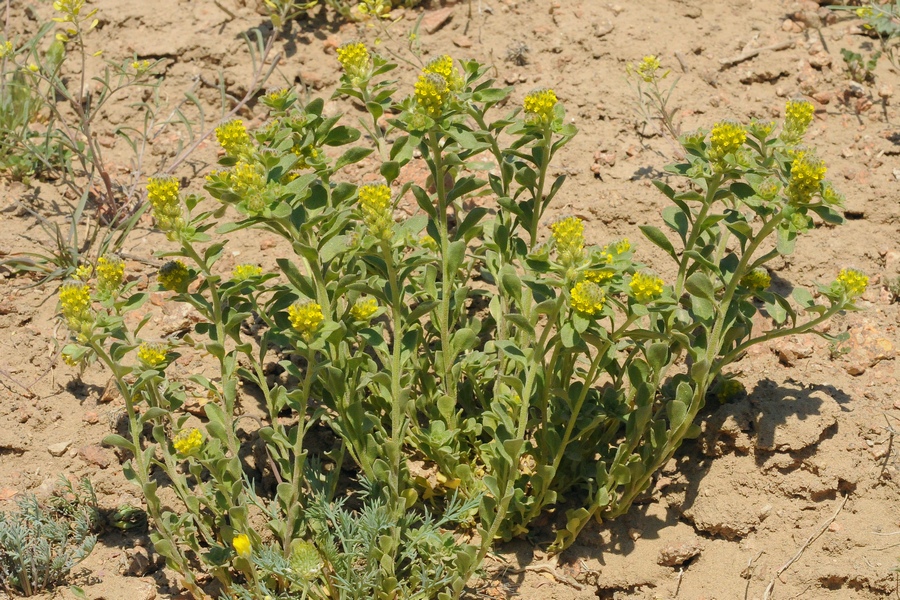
[288,301,324,340]
[716,378,745,403]
[414,72,449,118]
[836,268,868,298]
[740,268,771,291]
[336,42,370,79]
[423,55,462,91]
[821,181,844,207]
[585,269,615,284]
[787,152,826,204]
[358,183,393,240]
[232,533,252,557]
[551,216,584,268]
[614,238,631,254]
[570,281,606,317]
[173,428,203,456]
[131,59,150,72]
[59,281,92,331]
[146,177,184,236]
[74,264,92,281]
[291,144,320,170]
[782,100,815,142]
[350,297,378,321]
[96,255,125,295]
[523,88,557,124]
[216,119,252,158]
[137,342,167,367]
[27,63,39,73]
[420,234,439,252]
[232,264,263,281]
[632,55,663,82]
[262,87,291,110]
[709,121,746,160]
[0,40,13,58]
[630,272,664,303]
[158,260,190,291]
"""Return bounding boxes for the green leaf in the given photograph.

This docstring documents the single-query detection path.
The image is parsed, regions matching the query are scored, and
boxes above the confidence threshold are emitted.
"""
[334,146,373,171]
[685,272,716,301]
[381,161,400,183]
[446,240,466,274]
[102,434,135,453]
[640,225,677,259]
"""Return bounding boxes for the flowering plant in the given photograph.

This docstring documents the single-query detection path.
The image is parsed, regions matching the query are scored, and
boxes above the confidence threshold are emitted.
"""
[59,46,865,598]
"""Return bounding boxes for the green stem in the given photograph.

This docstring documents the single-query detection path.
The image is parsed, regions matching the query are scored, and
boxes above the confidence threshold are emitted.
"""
[382,241,406,505]
[675,174,722,296]
[527,123,553,250]
[427,131,458,414]
[285,346,316,547]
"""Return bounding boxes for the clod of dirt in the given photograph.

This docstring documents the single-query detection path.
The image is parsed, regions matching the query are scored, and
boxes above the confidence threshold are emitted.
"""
[47,441,72,457]
[841,320,895,376]
[752,390,839,453]
[423,6,453,33]
[78,444,113,469]
[657,540,703,567]
[0,428,28,454]
[774,340,813,366]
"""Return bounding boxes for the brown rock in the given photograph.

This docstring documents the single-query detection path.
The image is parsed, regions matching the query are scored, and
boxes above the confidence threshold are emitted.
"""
[259,237,278,251]
[842,321,895,376]
[423,7,453,33]
[812,91,833,104]
[452,35,472,48]
[78,444,112,469]
[657,541,703,567]
[83,411,100,424]
[323,35,341,53]
[48,441,72,457]
[774,340,813,366]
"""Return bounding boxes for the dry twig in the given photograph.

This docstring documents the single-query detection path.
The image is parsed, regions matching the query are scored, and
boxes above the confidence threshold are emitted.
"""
[720,40,795,68]
[762,494,849,599]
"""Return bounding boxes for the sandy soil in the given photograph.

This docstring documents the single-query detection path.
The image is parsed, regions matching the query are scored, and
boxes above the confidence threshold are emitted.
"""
[1,0,899,598]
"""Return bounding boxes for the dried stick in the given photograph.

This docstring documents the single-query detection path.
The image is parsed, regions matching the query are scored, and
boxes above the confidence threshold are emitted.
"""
[762,494,849,599]
[720,40,795,68]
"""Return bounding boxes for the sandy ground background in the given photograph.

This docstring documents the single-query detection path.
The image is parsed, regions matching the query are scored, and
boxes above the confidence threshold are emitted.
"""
[1,0,899,598]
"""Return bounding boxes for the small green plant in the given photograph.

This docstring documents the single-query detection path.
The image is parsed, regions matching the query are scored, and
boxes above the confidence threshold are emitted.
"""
[840,47,881,83]
[625,54,681,142]
[0,478,98,596]
[833,2,900,70]
[58,48,866,599]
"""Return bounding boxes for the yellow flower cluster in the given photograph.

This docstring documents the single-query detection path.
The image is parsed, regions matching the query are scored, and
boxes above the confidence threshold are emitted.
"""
[632,55,663,82]
[52,0,89,22]
[158,260,189,291]
[717,378,745,403]
[740,268,771,291]
[96,255,125,295]
[570,281,606,316]
[215,119,252,158]
[629,272,664,303]
[415,72,449,118]
[137,342,167,367]
[0,40,13,58]
[350,297,378,321]
[709,121,746,160]
[336,42,370,79]
[551,216,584,267]
[836,268,868,298]
[147,177,184,236]
[821,181,844,207]
[232,264,263,281]
[131,60,150,73]
[420,234,439,253]
[585,269,615,284]
[288,301,324,340]
[59,281,92,331]
[783,100,815,141]
[423,55,462,91]
[173,428,203,456]
[358,183,393,240]
[263,87,291,108]
[523,88,557,124]
[787,152,826,204]
[291,144,320,170]
[232,533,252,557]
[74,264,92,281]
